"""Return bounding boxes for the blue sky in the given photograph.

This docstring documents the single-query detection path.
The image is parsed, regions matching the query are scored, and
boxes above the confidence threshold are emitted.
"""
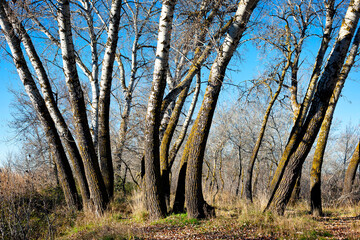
[0,62,20,164]
[1,28,360,167]
[1,49,360,166]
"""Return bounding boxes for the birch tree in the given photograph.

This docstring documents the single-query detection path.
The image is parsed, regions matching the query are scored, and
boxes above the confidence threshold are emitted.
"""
[2,1,91,208]
[159,0,229,209]
[97,0,122,199]
[57,0,110,214]
[143,0,177,220]
[310,25,360,216]
[0,0,124,214]
[266,0,337,208]
[0,0,80,209]
[267,0,360,215]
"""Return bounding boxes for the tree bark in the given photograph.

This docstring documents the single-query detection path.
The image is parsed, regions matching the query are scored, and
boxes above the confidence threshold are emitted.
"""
[171,74,201,213]
[310,24,360,215]
[57,0,109,215]
[81,0,100,148]
[343,141,360,196]
[168,72,201,169]
[158,2,225,193]
[3,3,91,208]
[289,171,301,206]
[160,71,201,209]
[172,157,189,213]
[98,0,122,199]
[143,0,176,220]
[160,18,234,117]
[160,84,191,207]
[184,0,259,219]
[268,0,360,215]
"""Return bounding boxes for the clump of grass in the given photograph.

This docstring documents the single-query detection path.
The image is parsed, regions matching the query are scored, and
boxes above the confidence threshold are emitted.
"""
[59,208,137,240]
[152,213,200,226]
[129,190,148,222]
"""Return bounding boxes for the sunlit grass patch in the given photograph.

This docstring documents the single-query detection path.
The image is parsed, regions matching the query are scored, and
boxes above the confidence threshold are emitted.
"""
[298,230,333,240]
[234,200,322,239]
[58,210,138,240]
[152,213,200,226]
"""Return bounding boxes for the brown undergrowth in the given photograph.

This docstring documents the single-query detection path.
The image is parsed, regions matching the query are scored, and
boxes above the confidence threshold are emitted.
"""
[60,192,360,240]
[1,174,359,240]
[0,167,73,239]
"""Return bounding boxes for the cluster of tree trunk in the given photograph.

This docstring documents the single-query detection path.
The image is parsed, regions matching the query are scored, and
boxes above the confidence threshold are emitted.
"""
[1,0,360,221]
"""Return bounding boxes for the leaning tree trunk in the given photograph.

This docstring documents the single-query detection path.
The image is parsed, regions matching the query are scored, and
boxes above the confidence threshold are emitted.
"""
[266,0,336,209]
[143,0,176,220]
[160,84,191,208]
[5,6,91,208]
[98,0,122,199]
[343,141,360,196]
[159,4,226,200]
[160,71,201,209]
[268,0,360,215]
[310,26,360,216]
[57,0,109,215]
[171,73,201,213]
[184,0,259,219]
[0,4,80,209]
[160,16,234,117]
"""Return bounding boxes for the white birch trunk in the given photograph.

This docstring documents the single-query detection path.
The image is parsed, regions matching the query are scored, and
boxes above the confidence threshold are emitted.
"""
[57,0,108,214]
[143,0,177,220]
[6,7,91,206]
[80,0,100,148]
[97,0,122,198]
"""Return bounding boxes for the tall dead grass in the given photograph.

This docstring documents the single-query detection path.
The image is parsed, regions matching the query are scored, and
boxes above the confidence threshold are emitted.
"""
[0,167,67,239]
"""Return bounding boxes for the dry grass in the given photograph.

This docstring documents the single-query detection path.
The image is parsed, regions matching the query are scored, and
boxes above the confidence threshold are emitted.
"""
[58,190,146,239]
[129,189,148,222]
[58,211,134,240]
[1,175,359,240]
[208,194,320,239]
[0,167,67,239]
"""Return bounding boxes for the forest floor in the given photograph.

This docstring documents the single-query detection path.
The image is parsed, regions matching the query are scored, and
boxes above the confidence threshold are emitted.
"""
[59,198,360,240]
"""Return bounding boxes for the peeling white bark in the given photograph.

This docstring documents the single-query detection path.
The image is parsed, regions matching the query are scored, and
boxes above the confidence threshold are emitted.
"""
[98,0,122,198]
[57,0,108,214]
[144,0,177,220]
